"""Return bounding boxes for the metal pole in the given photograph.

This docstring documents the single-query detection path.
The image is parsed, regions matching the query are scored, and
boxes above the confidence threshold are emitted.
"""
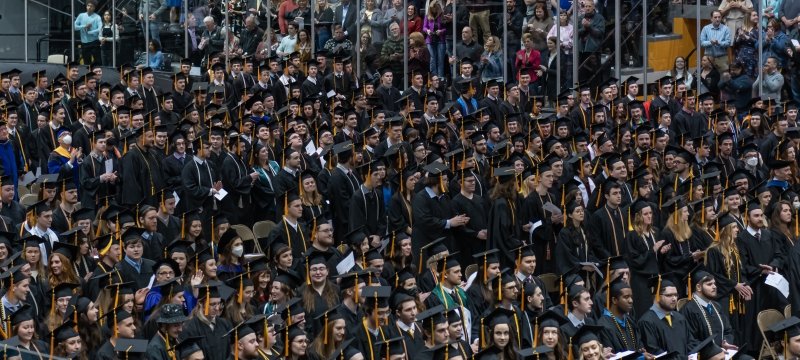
[71,0,76,61]
[758,6,763,96]
[267,1,272,56]
[696,0,700,87]
[614,0,620,81]
[502,0,507,84]
[642,0,647,99]
[572,4,578,93]
[356,0,361,77]
[145,3,151,67]
[556,9,561,98]
[225,5,230,68]
[185,0,189,58]
[24,0,28,62]
[113,0,117,67]
[451,0,456,82]
[311,0,316,55]
[403,0,408,91]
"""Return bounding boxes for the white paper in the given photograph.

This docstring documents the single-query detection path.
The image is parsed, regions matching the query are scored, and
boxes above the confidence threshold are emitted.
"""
[104,159,114,174]
[792,39,800,49]
[146,275,155,289]
[687,354,697,360]
[528,220,543,243]
[20,172,36,187]
[35,167,41,177]
[765,272,790,298]
[336,252,355,275]
[305,141,317,155]
[654,352,670,359]
[214,188,228,200]
[173,191,180,206]
[327,90,336,98]
[610,351,635,360]
[542,202,562,215]
[724,350,738,360]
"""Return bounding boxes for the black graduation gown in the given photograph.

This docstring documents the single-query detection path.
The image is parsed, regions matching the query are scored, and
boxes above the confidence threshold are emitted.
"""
[486,197,523,269]
[0,201,25,228]
[387,194,413,236]
[451,193,489,267]
[146,332,175,360]
[417,269,438,293]
[50,206,72,235]
[180,156,220,215]
[161,154,187,193]
[410,189,458,268]
[589,205,628,258]
[555,225,600,275]
[220,152,254,225]
[80,152,119,210]
[678,298,734,347]
[662,228,696,299]
[142,232,166,262]
[272,168,298,216]
[597,313,643,353]
[625,230,662,318]
[96,340,117,360]
[263,218,309,259]
[157,215,181,243]
[704,246,746,332]
[786,239,800,318]
[115,257,156,289]
[120,145,165,207]
[521,191,560,273]
[351,321,387,360]
[637,308,695,359]
[384,321,426,360]
[179,316,233,360]
[349,186,387,236]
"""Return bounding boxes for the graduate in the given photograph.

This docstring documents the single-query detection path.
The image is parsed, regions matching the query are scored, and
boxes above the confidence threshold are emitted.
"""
[264,189,311,260]
[348,159,388,240]
[489,270,531,349]
[411,162,466,268]
[595,278,646,356]
[119,125,166,207]
[95,306,137,360]
[179,283,233,360]
[180,130,222,217]
[351,285,391,360]
[637,274,696,359]
[767,317,800,360]
[624,199,668,317]
[486,166,523,269]
[384,292,425,360]
[521,161,560,273]
[466,249,501,333]
[678,269,739,352]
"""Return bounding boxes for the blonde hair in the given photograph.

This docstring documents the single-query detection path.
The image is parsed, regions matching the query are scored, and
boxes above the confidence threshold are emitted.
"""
[426,0,442,20]
[665,208,692,242]
[706,223,740,273]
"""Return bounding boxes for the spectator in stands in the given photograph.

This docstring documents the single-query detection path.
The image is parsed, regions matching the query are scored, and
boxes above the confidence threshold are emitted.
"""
[548,10,573,55]
[74,0,103,65]
[289,0,312,31]
[334,0,358,42]
[277,22,300,58]
[139,0,168,43]
[577,0,605,87]
[697,55,721,99]
[381,22,405,88]
[700,10,733,72]
[360,0,386,44]
[295,29,313,62]
[452,26,482,65]
[468,0,491,42]
[324,24,354,55]
[148,40,165,70]
[719,0,753,36]
[382,0,404,38]
[525,2,553,52]
[667,56,695,90]
[779,0,800,30]
[407,5,423,34]
[753,56,784,101]
[99,10,119,67]
[240,15,264,56]
[313,0,335,50]
[734,10,761,78]
[278,0,299,34]
[424,0,447,78]
[719,61,755,113]
[505,0,525,59]
[762,0,783,27]
[480,36,503,83]
[760,19,791,68]
[516,33,542,82]
[199,16,225,60]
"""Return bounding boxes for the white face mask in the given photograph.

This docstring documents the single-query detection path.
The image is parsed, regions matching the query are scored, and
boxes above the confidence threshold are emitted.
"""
[231,245,244,257]
[746,157,758,167]
[62,135,73,145]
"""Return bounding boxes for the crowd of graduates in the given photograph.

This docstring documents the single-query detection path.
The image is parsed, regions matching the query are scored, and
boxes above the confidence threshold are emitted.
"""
[2,46,800,360]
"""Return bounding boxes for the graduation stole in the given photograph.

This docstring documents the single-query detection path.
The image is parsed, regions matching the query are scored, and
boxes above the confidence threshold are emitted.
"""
[432,283,469,310]
[54,146,71,159]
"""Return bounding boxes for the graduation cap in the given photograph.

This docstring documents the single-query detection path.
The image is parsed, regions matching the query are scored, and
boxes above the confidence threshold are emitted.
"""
[473,249,500,284]
[173,336,205,360]
[569,324,605,358]
[689,337,724,360]
[274,268,303,289]
[529,309,568,347]
[279,322,307,356]
[769,316,800,360]
[114,338,148,360]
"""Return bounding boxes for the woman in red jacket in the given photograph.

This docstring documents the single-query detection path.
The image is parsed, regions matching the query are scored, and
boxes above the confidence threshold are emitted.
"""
[515,33,541,82]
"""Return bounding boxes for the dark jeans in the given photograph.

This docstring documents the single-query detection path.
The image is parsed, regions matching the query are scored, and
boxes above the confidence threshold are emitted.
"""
[81,40,101,64]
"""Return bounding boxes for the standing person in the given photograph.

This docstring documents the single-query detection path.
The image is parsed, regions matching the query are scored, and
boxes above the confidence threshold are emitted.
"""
[99,10,120,66]
[577,0,605,88]
[700,10,733,72]
[423,0,447,78]
[487,168,522,270]
[625,199,669,318]
[139,0,168,43]
[73,0,103,64]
